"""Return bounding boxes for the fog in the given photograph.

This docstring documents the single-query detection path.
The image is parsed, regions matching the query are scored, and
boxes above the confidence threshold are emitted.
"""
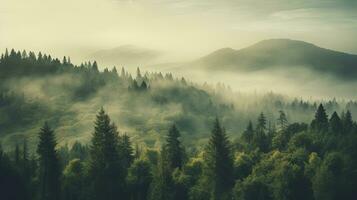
[2,0,357,64]
[156,66,357,100]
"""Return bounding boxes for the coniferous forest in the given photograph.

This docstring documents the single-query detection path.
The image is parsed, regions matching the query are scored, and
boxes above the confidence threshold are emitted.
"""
[1,49,357,200]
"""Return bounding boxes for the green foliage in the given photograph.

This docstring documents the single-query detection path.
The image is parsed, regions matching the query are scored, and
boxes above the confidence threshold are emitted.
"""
[164,124,184,169]
[204,118,234,200]
[37,122,61,200]
[2,49,357,200]
[88,108,125,200]
[311,104,329,132]
[127,159,152,200]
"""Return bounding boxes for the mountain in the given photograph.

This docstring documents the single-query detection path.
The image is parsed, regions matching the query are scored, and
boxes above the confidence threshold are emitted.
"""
[195,39,357,79]
[89,45,161,67]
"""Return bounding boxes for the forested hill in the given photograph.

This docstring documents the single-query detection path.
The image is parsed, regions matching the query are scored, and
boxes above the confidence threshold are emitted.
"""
[1,48,357,151]
[1,48,357,200]
[195,39,357,80]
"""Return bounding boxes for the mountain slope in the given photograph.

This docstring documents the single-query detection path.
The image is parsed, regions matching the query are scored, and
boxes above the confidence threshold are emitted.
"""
[196,39,357,79]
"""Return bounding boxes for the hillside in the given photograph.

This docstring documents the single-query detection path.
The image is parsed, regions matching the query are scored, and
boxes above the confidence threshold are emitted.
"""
[1,49,357,151]
[196,39,357,79]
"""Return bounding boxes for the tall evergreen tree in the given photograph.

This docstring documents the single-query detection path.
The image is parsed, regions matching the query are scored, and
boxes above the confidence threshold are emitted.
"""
[164,124,184,169]
[23,139,29,162]
[311,104,329,132]
[253,113,269,152]
[88,108,125,200]
[15,143,20,164]
[342,110,353,134]
[277,110,289,131]
[241,121,254,146]
[37,122,61,200]
[118,133,134,173]
[204,118,234,200]
[329,112,342,134]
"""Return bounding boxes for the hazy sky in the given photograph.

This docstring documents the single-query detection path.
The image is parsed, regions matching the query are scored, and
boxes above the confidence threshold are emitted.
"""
[1,0,357,63]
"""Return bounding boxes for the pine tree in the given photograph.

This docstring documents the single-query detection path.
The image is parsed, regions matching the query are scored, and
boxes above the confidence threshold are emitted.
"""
[164,124,184,169]
[140,81,148,90]
[92,61,99,72]
[329,112,342,134]
[15,143,20,164]
[88,108,125,200]
[342,110,353,134]
[277,110,288,131]
[149,150,174,200]
[204,118,234,200]
[118,133,134,172]
[121,67,126,78]
[253,113,269,152]
[242,121,254,146]
[37,122,61,200]
[311,104,329,133]
[137,67,142,79]
[127,159,152,200]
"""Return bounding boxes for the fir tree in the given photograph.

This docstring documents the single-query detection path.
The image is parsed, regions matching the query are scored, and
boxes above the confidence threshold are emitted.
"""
[88,108,125,200]
[15,143,20,164]
[253,113,269,152]
[37,122,61,200]
[242,121,254,146]
[164,124,184,169]
[277,110,288,131]
[149,150,174,200]
[311,104,329,133]
[329,112,342,134]
[204,118,234,200]
[118,133,134,172]
[342,110,353,134]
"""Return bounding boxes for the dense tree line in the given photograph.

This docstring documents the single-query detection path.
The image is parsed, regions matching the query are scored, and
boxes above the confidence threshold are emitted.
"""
[1,104,357,200]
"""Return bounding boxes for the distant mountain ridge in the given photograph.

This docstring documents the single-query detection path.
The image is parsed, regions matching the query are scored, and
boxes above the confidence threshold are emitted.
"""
[196,39,357,79]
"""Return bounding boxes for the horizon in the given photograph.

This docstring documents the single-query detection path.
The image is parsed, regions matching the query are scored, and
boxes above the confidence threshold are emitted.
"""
[2,0,357,64]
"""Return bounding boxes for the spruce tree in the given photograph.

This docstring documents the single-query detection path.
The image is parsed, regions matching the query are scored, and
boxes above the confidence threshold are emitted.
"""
[311,104,329,133]
[342,110,353,134]
[15,143,20,164]
[277,110,288,131]
[253,113,269,152]
[37,122,61,200]
[149,150,174,200]
[204,118,234,200]
[164,124,184,169]
[242,121,254,146]
[118,133,134,172]
[88,108,125,200]
[329,112,342,134]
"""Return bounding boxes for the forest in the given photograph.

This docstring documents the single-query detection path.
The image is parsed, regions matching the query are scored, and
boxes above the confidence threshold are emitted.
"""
[1,49,357,200]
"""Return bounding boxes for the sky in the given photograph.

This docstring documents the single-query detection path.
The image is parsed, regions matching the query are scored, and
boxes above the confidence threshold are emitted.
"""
[1,0,357,63]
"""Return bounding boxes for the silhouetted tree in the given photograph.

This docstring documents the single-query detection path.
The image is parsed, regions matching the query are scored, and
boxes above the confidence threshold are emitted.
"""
[204,118,234,200]
[37,122,61,200]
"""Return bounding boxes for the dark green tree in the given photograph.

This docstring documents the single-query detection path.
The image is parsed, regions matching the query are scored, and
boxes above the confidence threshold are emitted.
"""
[311,104,329,132]
[241,121,254,147]
[253,113,269,152]
[329,112,342,134]
[204,118,234,200]
[37,122,61,200]
[88,108,125,200]
[342,110,353,134]
[63,159,84,200]
[149,150,175,200]
[118,133,134,173]
[277,110,288,131]
[127,159,152,200]
[164,124,184,169]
